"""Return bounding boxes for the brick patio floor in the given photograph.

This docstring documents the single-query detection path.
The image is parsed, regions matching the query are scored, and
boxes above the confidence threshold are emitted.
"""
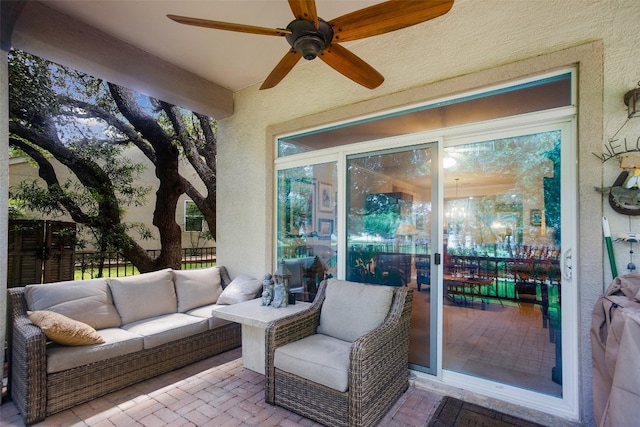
[0,347,443,427]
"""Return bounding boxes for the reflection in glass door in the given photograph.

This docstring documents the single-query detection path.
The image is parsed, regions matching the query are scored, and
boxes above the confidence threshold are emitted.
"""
[275,162,338,302]
[442,131,563,397]
[346,145,435,371]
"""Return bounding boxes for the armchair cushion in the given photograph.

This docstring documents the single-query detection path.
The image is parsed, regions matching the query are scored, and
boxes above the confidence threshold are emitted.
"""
[274,333,351,392]
[317,279,394,342]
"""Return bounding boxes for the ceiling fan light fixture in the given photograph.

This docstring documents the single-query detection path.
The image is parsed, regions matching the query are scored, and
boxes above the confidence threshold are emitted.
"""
[169,0,454,89]
[285,18,333,60]
[294,35,325,60]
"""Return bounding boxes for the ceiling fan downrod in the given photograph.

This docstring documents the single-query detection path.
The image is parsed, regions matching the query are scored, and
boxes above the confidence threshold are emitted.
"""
[285,18,334,60]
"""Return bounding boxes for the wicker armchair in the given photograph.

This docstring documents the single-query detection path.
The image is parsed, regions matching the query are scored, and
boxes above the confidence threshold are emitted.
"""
[265,278,413,427]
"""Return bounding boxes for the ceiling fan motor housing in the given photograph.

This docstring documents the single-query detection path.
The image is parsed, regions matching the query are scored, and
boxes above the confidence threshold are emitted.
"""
[285,18,334,60]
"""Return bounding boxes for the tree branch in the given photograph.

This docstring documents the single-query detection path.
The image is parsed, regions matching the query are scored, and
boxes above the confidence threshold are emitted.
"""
[161,102,214,186]
[58,95,157,163]
[9,136,90,223]
[195,112,217,171]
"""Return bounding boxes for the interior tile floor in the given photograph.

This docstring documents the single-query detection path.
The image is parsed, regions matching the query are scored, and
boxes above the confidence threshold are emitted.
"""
[409,282,562,397]
[0,346,444,427]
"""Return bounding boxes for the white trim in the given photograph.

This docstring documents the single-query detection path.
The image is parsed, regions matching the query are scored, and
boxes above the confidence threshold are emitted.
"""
[273,68,579,421]
[442,369,577,420]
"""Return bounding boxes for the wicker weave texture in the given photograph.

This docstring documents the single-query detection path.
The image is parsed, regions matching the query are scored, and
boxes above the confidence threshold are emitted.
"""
[45,324,241,415]
[7,285,241,425]
[265,280,414,427]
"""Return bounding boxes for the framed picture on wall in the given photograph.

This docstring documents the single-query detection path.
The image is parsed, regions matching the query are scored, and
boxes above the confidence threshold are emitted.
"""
[530,209,543,226]
[318,182,333,212]
[318,218,334,239]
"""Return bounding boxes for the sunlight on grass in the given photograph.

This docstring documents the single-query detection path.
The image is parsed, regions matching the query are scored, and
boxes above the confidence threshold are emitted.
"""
[75,261,216,280]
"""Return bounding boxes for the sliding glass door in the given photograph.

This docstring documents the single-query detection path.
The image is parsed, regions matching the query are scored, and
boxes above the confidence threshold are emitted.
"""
[345,145,437,372]
[275,70,577,416]
[441,129,568,397]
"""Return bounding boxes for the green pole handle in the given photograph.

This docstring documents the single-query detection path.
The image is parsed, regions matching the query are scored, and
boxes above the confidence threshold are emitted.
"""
[603,217,618,278]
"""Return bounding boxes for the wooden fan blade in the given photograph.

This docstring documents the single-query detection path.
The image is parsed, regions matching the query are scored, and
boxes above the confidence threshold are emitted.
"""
[167,14,291,37]
[260,49,302,90]
[318,44,384,89]
[288,0,319,28]
[329,0,454,43]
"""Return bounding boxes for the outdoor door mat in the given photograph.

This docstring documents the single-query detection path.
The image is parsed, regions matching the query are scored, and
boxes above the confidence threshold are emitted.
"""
[427,396,548,427]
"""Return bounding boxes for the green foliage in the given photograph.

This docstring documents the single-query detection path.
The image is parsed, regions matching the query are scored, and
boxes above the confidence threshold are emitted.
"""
[8,49,219,271]
[8,198,27,219]
[8,50,59,125]
[10,181,68,216]
[8,49,151,253]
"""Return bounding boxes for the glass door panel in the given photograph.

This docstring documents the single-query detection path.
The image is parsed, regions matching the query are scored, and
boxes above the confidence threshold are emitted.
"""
[346,146,434,371]
[442,131,562,397]
[276,163,337,301]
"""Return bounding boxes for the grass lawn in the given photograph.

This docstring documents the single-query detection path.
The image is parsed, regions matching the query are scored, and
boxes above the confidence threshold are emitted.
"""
[75,261,216,280]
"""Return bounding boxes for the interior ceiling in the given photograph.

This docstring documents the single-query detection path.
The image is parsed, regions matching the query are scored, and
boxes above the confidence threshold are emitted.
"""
[41,0,383,92]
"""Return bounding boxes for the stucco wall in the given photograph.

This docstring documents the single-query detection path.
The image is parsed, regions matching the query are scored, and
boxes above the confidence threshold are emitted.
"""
[217,1,640,425]
[1,46,9,372]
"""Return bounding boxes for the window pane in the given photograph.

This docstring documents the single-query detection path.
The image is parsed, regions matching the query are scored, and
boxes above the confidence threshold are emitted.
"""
[184,200,204,232]
[443,131,562,397]
[279,73,571,156]
[346,146,434,371]
[276,163,337,302]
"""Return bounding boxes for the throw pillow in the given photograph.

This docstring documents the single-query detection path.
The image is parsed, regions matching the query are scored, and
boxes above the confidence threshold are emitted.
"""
[174,266,223,312]
[216,274,262,305]
[317,279,394,342]
[28,310,105,346]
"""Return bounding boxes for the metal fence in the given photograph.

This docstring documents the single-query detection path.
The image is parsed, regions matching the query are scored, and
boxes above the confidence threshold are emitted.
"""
[75,247,217,280]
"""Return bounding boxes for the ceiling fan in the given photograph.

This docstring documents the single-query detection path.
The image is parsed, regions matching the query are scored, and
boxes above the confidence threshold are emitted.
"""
[168,0,454,90]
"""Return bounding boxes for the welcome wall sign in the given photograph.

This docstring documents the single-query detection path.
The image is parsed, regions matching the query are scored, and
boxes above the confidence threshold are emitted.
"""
[594,136,640,215]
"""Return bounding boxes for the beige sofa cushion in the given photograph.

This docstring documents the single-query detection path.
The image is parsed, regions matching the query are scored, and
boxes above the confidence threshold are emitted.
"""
[174,266,223,312]
[274,334,351,392]
[187,304,233,329]
[216,274,262,305]
[28,310,105,346]
[24,278,121,329]
[120,313,208,349]
[317,279,394,342]
[109,268,177,325]
[46,328,144,373]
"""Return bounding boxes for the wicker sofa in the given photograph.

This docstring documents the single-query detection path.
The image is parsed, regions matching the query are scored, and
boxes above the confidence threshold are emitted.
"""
[7,266,262,425]
[265,278,413,427]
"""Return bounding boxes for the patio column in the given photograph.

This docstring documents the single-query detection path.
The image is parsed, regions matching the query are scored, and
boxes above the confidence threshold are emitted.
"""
[1,0,23,358]
[1,46,9,357]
